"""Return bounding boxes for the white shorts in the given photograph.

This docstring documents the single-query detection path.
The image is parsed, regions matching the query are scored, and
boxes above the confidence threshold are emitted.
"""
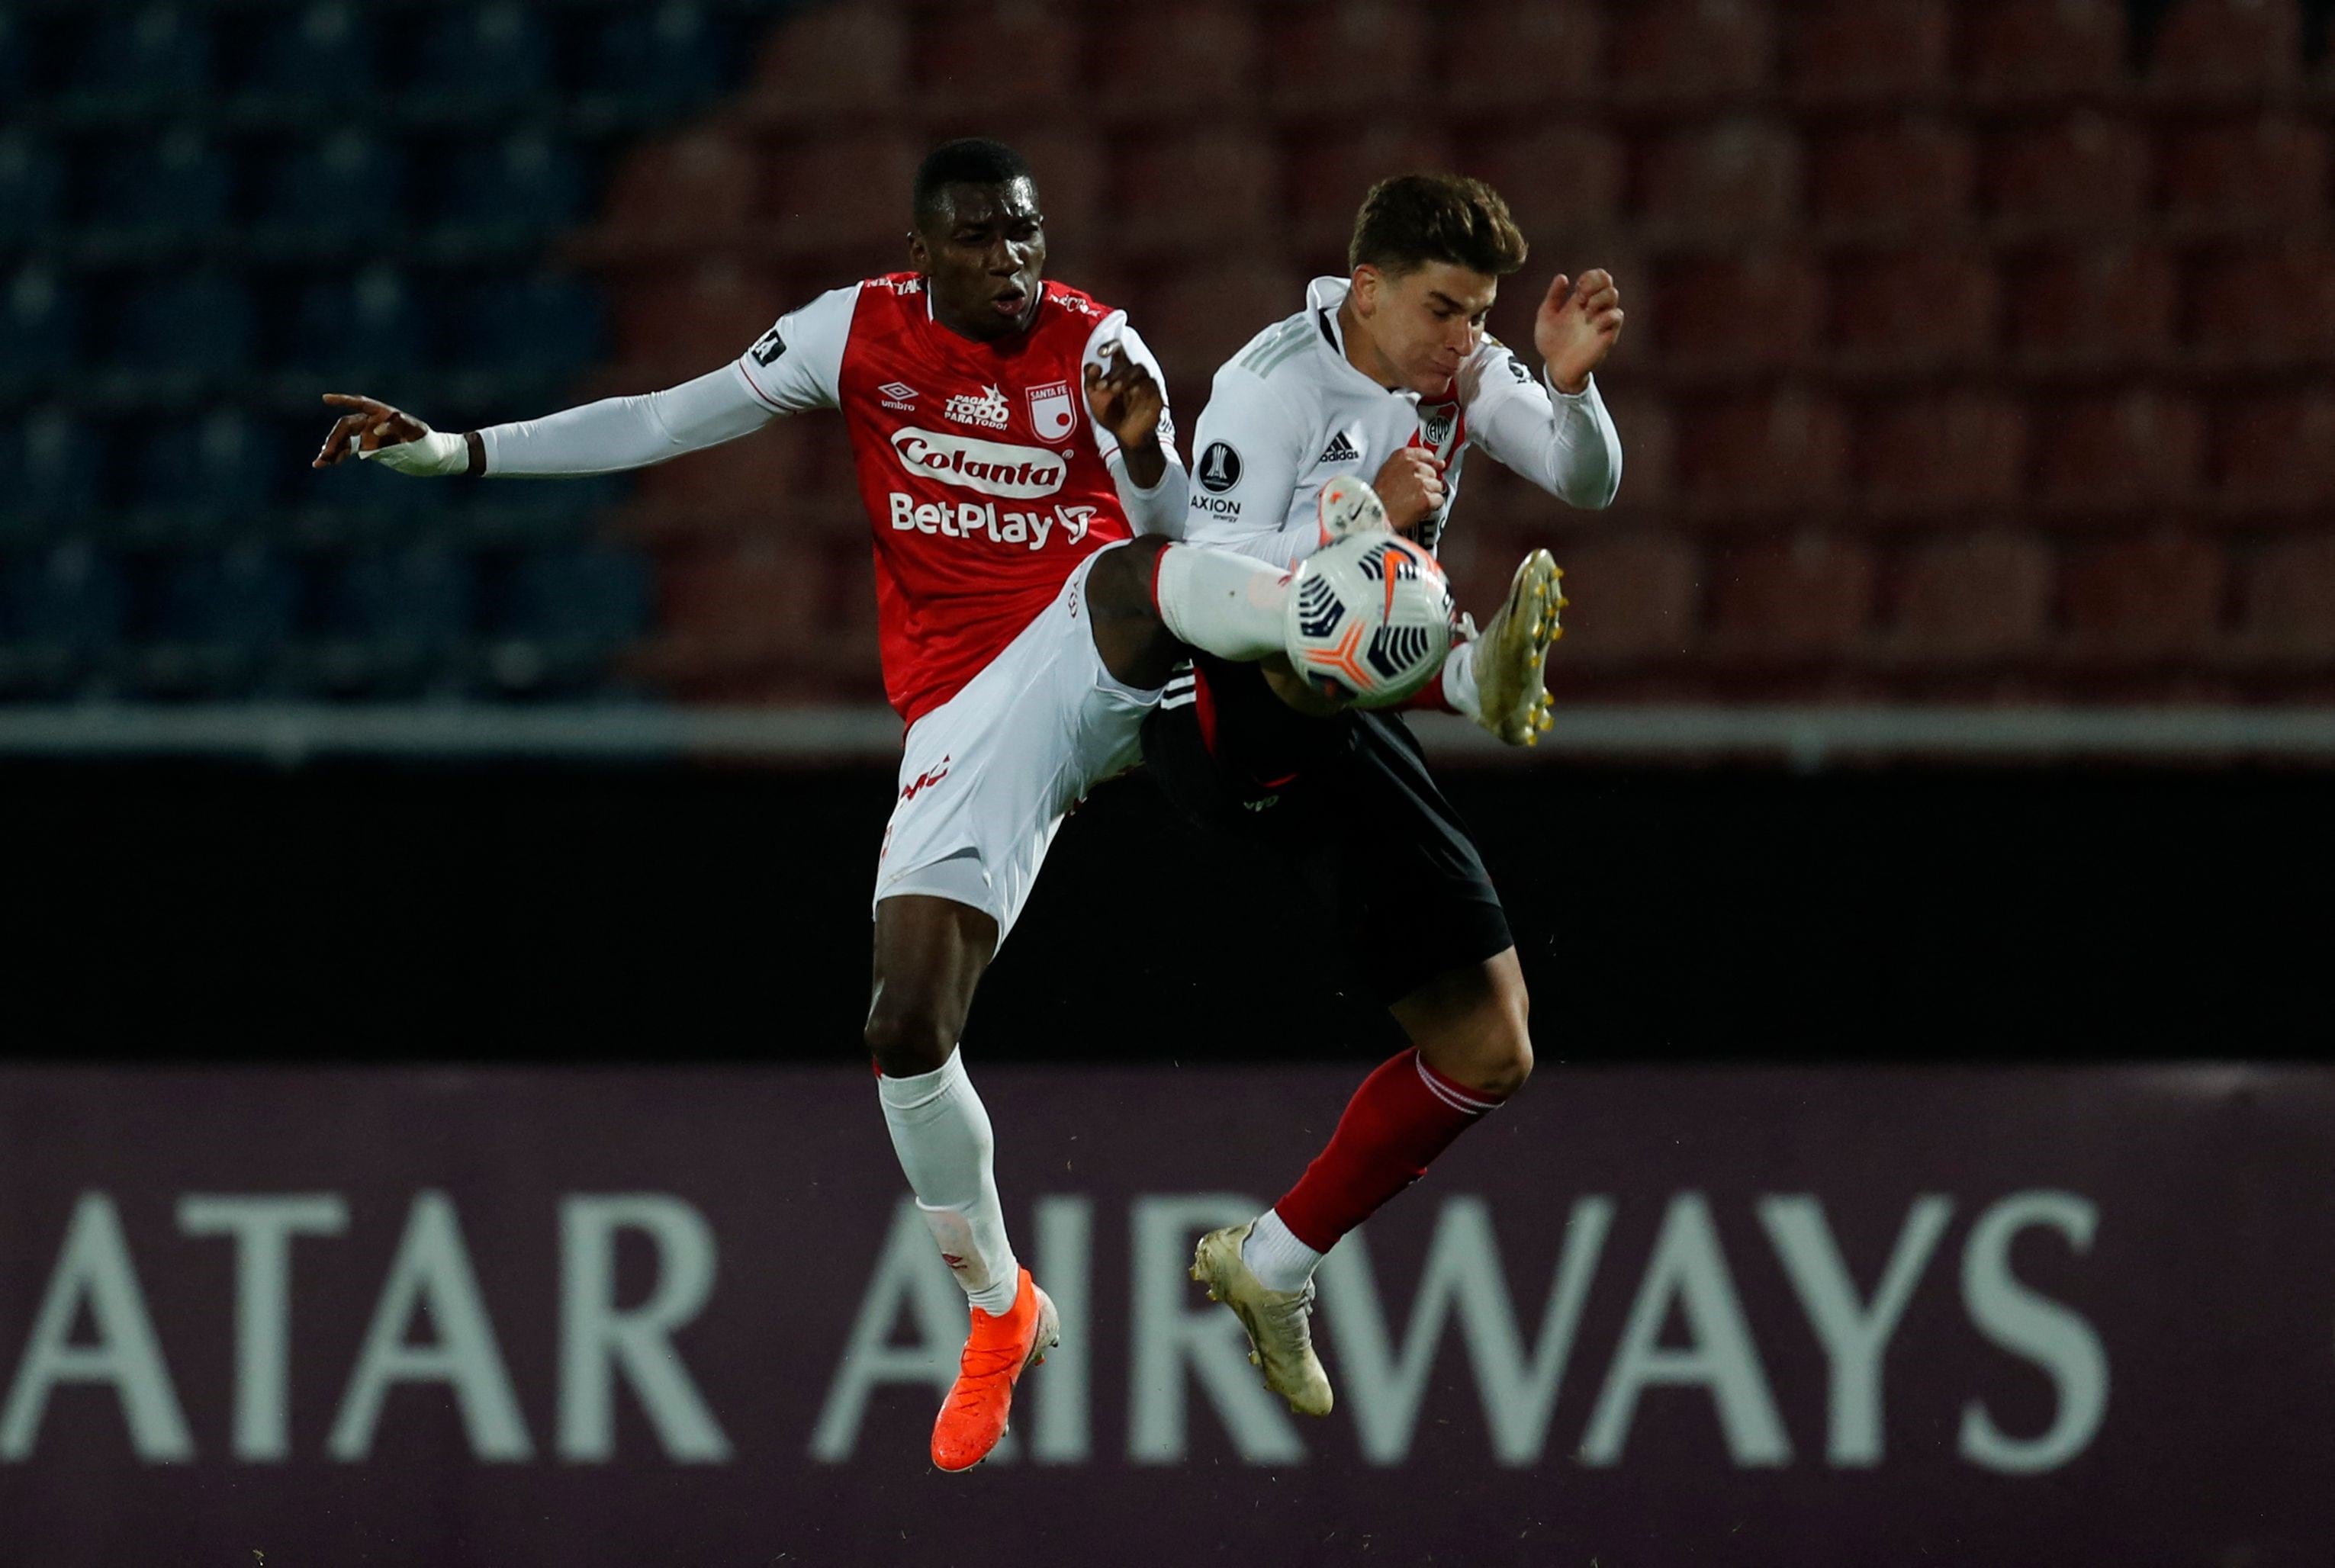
[873,545,1159,946]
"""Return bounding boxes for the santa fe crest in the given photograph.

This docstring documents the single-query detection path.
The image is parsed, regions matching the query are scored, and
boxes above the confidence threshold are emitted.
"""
[1027,380,1077,442]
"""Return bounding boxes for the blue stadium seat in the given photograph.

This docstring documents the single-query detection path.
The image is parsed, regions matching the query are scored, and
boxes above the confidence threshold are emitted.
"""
[135,410,280,516]
[452,277,603,376]
[2,268,79,379]
[259,131,407,245]
[288,265,425,379]
[240,1,372,105]
[439,128,586,236]
[6,542,127,654]
[0,410,103,526]
[88,128,232,243]
[412,3,555,111]
[0,8,24,102]
[151,545,301,650]
[0,133,62,246]
[114,274,254,378]
[494,542,651,686]
[326,544,478,646]
[70,5,214,112]
[587,3,725,102]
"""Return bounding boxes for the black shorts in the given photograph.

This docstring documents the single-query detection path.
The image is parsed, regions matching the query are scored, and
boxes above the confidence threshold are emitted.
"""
[1139,654,1514,1007]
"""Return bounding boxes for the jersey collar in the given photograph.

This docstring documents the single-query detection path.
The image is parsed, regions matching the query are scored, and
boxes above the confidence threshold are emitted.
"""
[1307,275,1433,405]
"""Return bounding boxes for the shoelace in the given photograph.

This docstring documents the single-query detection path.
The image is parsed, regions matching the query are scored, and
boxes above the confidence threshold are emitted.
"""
[1258,1280,1318,1352]
[947,1316,1028,1406]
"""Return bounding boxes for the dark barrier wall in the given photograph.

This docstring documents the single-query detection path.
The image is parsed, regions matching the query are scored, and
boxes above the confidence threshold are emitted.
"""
[2,1066,2330,1566]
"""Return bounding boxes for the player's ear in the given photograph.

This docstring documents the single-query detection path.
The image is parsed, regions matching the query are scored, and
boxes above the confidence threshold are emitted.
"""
[906,229,930,271]
[1351,264,1381,313]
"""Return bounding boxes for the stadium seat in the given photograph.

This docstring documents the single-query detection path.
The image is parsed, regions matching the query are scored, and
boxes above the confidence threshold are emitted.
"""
[87,128,232,244]
[439,128,587,239]
[259,132,409,246]
[598,130,760,251]
[629,413,838,529]
[0,7,21,101]
[1706,535,1877,658]
[1651,252,1822,371]
[1440,0,1603,110]
[490,542,651,689]
[410,2,555,113]
[2189,244,2335,359]
[1594,391,1676,504]
[288,265,426,381]
[69,4,214,113]
[1636,120,1802,237]
[2212,392,2335,507]
[1961,0,2127,100]
[1826,248,1998,368]
[1137,263,1312,411]
[2059,533,2227,660]
[1607,0,1776,105]
[1005,131,1108,266]
[1285,127,1459,259]
[1980,115,2152,232]
[1884,532,2054,664]
[449,277,603,379]
[2009,245,2177,365]
[239,1,371,107]
[1265,1,1430,115]
[1,266,79,379]
[1088,2,1258,123]
[1781,0,1954,102]
[152,545,301,649]
[317,544,478,689]
[760,132,920,258]
[2146,0,2301,95]
[1111,133,1279,259]
[134,410,280,520]
[1471,126,1628,239]
[2236,535,2335,660]
[745,2,907,122]
[603,259,793,388]
[1675,391,1852,512]
[585,2,725,106]
[655,535,831,660]
[114,274,256,378]
[909,2,1081,121]
[4,542,128,659]
[2160,117,2328,231]
[1806,119,1976,233]
[0,132,63,246]
[1537,532,1701,667]
[0,410,102,529]
[1856,392,2029,514]
[2034,392,2206,512]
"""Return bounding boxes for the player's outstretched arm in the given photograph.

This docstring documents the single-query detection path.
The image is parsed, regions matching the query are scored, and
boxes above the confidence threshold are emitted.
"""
[1462,269,1626,511]
[313,394,478,474]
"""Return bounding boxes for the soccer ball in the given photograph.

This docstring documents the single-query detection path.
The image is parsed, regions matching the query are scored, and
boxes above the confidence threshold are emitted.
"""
[1283,531,1455,708]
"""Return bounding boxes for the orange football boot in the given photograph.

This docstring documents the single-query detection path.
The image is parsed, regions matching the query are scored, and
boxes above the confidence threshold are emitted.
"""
[930,1267,1059,1473]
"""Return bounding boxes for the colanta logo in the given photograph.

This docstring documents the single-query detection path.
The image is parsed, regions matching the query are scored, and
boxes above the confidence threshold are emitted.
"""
[889,428,1068,499]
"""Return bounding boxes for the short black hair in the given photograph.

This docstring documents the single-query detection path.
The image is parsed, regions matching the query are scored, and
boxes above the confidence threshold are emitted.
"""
[912,138,1036,229]
[1349,173,1529,279]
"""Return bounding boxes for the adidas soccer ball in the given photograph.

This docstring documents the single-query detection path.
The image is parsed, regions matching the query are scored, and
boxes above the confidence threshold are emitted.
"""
[1283,532,1455,708]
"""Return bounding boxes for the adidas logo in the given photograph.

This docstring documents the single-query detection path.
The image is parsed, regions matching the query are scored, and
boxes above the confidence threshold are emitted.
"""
[1318,431,1361,465]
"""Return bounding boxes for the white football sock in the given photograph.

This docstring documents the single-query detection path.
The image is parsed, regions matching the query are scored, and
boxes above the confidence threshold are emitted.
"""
[1441,641,1481,719]
[1242,1207,1325,1293]
[1153,545,1288,661]
[876,1049,1022,1315]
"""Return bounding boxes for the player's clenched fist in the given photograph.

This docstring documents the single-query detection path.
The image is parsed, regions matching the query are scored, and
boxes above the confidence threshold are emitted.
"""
[1082,342,1164,451]
[1534,268,1624,395]
[312,393,474,476]
[1372,446,1446,534]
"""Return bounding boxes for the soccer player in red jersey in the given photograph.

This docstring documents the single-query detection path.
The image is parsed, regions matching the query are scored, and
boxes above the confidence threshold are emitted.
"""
[314,139,1356,1472]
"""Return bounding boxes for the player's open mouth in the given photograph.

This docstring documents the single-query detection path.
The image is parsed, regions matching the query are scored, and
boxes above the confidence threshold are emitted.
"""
[991,286,1028,317]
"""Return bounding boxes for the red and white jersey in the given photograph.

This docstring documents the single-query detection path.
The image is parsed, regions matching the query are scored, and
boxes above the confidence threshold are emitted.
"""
[729,273,1181,725]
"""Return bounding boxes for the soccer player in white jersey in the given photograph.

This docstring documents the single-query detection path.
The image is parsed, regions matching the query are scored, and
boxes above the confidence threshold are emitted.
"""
[1151,174,1626,1416]
[311,139,1361,1473]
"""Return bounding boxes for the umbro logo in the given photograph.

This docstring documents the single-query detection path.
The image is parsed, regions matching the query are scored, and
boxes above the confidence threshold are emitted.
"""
[1318,431,1361,465]
[880,381,918,412]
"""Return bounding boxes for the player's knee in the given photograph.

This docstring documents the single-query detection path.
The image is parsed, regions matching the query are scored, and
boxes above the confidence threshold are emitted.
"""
[863,1003,957,1078]
[1473,1014,1535,1100]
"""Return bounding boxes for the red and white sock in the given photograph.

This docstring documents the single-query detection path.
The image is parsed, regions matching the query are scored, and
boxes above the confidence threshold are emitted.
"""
[1242,1047,1505,1292]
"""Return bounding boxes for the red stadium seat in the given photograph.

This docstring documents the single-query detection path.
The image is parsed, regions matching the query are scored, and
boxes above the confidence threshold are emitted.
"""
[1285,125,1460,262]
[2034,392,2207,513]
[629,414,842,529]
[1961,0,2127,100]
[2058,533,2227,660]
[2161,117,2329,231]
[2212,392,2335,507]
[655,535,837,656]
[1111,132,1279,261]
[1980,115,2152,233]
[745,3,908,122]
[1007,131,1108,270]
[1265,1,1430,116]
[1130,262,1311,410]
[1636,119,1803,236]
[598,131,759,249]
[1884,532,2054,664]
[1707,535,1877,658]
[1087,3,1259,125]
[2235,534,2335,660]
[1471,125,1628,240]
[1856,392,2030,514]
[1442,0,1605,111]
[758,133,921,259]
[2009,245,2176,365]
[1807,117,1977,234]
[1782,0,1955,104]
[2189,244,2335,359]
[1607,0,1776,106]
[1545,532,1703,666]
[1676,391,1852,512]
[1597,391,1676,504]
[604,259,796,388]
[2146,0,2301,95]
[1826,247,1998,368]
[1652,251,1822,371]
[910,3,1082,123]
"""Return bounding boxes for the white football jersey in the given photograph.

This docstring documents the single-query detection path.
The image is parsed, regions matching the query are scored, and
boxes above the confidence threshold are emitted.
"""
[1182,275,1623,568]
